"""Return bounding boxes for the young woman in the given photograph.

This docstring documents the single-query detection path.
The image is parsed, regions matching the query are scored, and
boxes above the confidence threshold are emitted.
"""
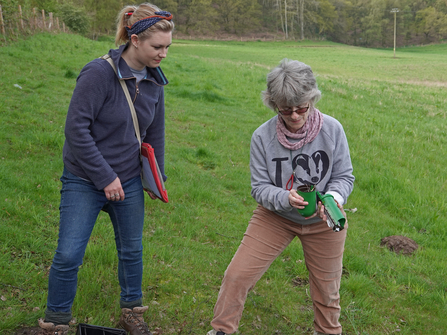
[37,4,174,335]
[207,59,354,335]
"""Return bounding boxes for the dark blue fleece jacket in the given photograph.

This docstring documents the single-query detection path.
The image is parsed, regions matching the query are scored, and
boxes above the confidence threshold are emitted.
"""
[63,43,168,190]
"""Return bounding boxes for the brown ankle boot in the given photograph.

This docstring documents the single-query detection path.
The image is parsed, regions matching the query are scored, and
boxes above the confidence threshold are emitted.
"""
[119,306,152,335]
[37,319,69,335]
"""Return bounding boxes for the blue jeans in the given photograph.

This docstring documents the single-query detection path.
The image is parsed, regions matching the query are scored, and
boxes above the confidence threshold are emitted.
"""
[46,168,145,320]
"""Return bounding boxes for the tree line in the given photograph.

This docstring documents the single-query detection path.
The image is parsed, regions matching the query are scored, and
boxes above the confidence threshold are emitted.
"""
[2,0,446,46]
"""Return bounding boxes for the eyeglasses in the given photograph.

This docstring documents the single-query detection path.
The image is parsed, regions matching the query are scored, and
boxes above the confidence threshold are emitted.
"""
[276,105,310,116]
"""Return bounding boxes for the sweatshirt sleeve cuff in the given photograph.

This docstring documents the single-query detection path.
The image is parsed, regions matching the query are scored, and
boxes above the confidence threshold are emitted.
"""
[284,191,295,211]
[95,172,118,191]
[326,191,344,206]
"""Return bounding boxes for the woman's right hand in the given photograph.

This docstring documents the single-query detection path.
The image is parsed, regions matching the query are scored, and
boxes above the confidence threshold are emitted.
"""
[288,189,308,209]
[104,177,125,201]
[289,190,325,220]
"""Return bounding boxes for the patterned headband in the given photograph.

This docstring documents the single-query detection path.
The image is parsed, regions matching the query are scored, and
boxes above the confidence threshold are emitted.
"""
[126,11,173,38]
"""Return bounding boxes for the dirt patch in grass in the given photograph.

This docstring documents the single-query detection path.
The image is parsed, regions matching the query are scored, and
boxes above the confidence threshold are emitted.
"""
[12,326,77,335]
[380,235,419,255]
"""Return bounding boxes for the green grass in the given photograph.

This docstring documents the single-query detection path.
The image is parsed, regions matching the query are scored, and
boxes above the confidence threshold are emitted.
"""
[1,33,447,334]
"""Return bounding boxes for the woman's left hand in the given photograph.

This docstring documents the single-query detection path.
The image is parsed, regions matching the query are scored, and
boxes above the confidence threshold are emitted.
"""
[306,200,347,224]
[145,189,158,200]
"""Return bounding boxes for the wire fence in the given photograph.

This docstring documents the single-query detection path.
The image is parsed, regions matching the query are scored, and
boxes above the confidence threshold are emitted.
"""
[0,4,67,44]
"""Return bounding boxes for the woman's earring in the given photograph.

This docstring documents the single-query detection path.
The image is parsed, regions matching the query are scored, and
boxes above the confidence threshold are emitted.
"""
[134,44,138,49]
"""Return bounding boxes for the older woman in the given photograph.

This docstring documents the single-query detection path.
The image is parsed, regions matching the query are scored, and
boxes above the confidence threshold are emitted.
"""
[207,59,354,335]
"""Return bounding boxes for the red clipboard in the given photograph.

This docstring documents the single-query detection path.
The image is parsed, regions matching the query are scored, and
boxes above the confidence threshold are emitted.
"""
[140,143,169,203]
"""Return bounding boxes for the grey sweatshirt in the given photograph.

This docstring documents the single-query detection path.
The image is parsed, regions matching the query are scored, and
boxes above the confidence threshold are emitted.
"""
[250,114,354,225]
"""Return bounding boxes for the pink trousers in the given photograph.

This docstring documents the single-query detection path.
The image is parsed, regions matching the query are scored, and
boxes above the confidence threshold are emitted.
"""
[211,205,347,334]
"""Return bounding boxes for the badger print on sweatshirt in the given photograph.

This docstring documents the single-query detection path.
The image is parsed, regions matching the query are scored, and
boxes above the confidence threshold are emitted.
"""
[292,151,329,185]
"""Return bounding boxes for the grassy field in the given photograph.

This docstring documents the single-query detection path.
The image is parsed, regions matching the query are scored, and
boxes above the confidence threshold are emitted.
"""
[1,33,446,335]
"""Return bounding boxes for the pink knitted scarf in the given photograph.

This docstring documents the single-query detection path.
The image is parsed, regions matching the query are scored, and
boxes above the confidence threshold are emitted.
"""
[276,108,324,150]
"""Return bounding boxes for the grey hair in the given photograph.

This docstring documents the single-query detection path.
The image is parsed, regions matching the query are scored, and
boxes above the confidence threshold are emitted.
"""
[262,58,321,111]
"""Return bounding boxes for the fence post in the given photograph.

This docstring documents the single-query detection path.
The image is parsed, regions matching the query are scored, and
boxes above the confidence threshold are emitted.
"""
[41,9,46,30]
[32,8,36,30]
[0,5,5,36]
[56,17,60,31]
[16,10,20,34]
[19,5,24,30]
[49,12,53,30]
